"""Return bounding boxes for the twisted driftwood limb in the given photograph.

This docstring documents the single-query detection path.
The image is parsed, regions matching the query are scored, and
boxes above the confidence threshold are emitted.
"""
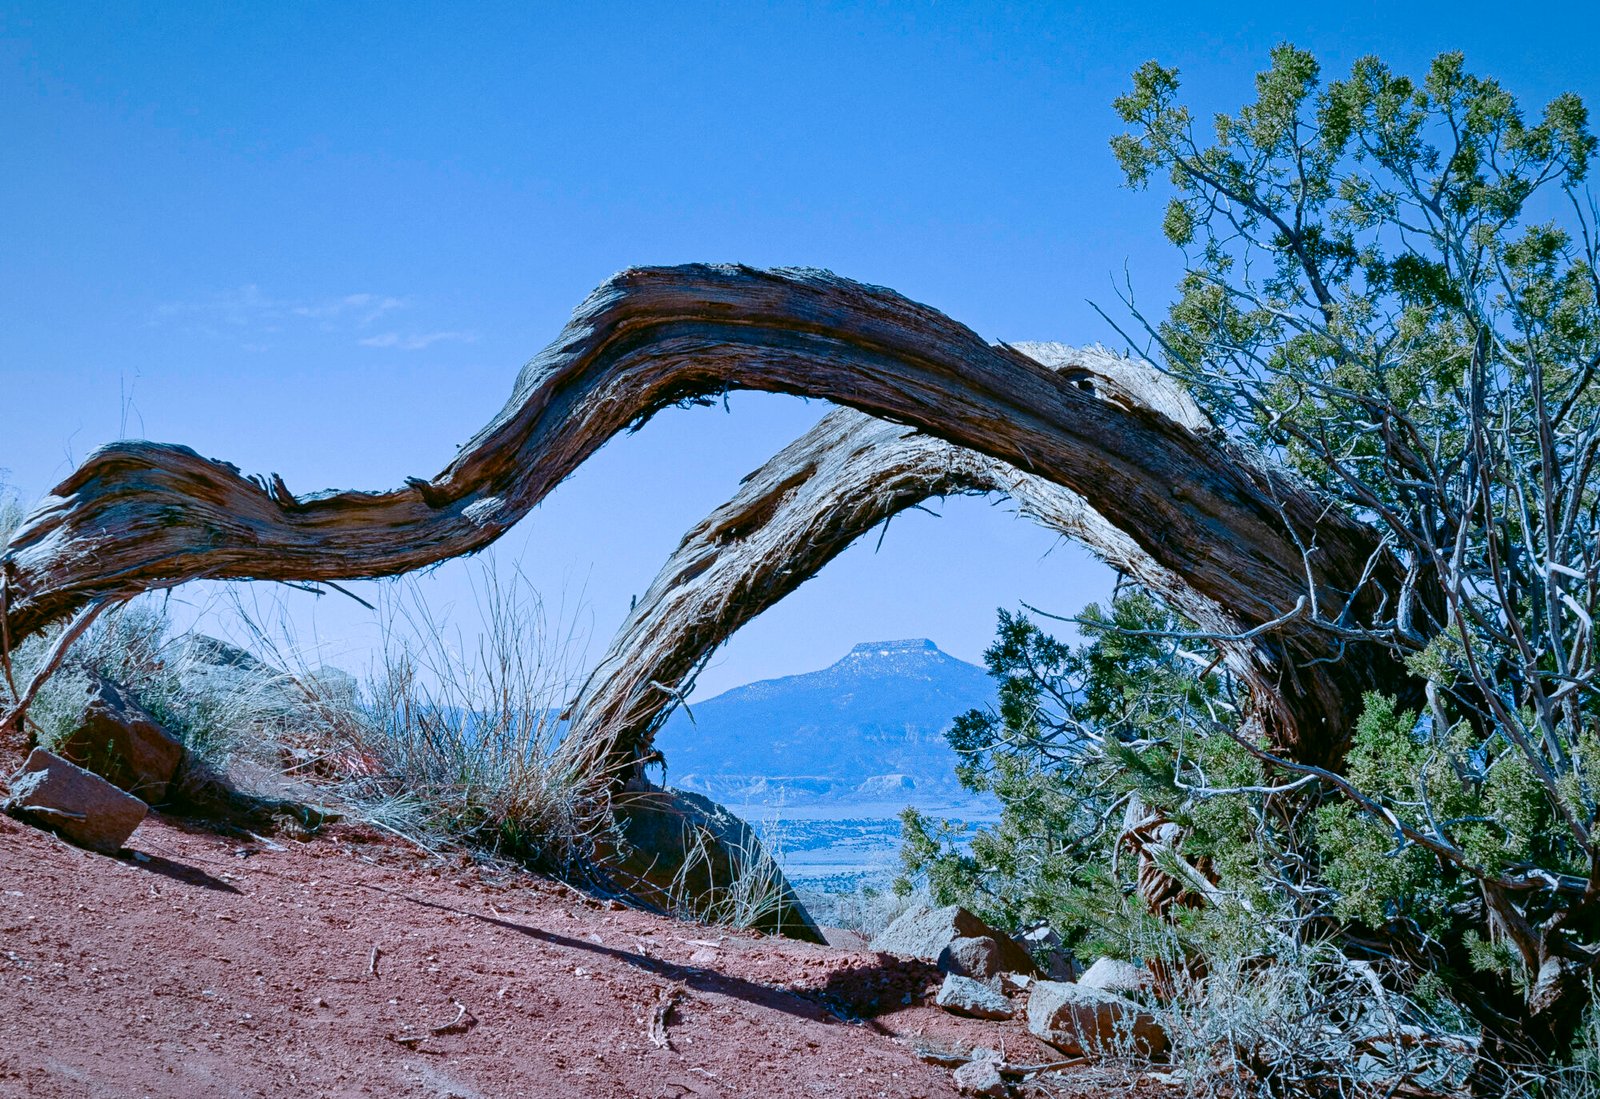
[563,347,1182,773]
[2,264,1407,765]
[560,343,1387,784]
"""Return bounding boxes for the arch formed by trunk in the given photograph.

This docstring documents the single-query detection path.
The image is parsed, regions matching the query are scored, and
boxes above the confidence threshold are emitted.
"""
[1,265,1412,767]
[561,346,1240,783]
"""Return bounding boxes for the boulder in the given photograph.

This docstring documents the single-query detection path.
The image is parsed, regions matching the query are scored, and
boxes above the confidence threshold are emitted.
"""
[1026,979,1166,1057]
[938,935,1001,980]
[4,748,148,854]
[935,974,1013,1020]
[952,1056,1007,1097]
[1000,971,1034,995]
[610,783,823,943]
[56,677,184,803]
[871,905,1036,975]
[819,926,870,951]
[1078,957,1151,995]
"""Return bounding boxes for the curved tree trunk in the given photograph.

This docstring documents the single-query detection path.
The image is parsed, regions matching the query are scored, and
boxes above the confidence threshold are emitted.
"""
[2,264,1410,766]
[562,345,1295,782]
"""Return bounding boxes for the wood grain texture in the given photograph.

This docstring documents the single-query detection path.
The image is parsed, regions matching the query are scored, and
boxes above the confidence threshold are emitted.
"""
[1,265,1408,765]
[562,345,1399,782]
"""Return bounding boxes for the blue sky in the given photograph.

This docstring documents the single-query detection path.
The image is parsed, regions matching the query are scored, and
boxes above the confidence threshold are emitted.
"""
[4,1,1598,695]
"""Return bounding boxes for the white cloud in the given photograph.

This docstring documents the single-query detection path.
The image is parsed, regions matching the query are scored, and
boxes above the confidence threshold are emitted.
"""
[358,330,477,351]
[292,293,406,326]
[152,286,413,346]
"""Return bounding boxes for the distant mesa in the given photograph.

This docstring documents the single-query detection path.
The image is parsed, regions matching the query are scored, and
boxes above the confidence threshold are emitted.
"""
[659,639,995,807]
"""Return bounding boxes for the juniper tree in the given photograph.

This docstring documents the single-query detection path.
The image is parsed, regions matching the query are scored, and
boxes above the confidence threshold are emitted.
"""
[962,45,1599,1077]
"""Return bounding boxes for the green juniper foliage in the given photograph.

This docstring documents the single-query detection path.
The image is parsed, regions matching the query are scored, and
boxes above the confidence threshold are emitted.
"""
[899,592,1283,961]
[1110,45,1600,1068]
[912,46,1600,1082]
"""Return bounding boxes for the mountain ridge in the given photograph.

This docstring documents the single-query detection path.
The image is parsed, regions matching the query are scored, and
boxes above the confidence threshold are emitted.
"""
[658,638,996,806]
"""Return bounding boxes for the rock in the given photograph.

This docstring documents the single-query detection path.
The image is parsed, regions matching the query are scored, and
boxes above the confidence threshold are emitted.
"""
[819,926,870,951]
[1020,923,1077,980]
[938,935,1001,979]
[1000,971,1033,995]
[952,1057,1007,1097]
[4,748,148,854]
[935,974,1013,1020]
[56,677,184,803]
[1078,957,1151,995]
[1026,979,1166,1057]
[871,905,1036,975]
[611,783,824,943]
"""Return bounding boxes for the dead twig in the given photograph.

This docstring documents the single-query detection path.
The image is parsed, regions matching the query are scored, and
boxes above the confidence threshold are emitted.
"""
[648,982,685,1050]
[0,598,116,736]
[392,1001,474,1046]
[367,945,381,978]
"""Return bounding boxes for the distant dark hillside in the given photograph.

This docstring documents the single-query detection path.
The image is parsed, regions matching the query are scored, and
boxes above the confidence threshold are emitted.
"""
[658,639,997,805]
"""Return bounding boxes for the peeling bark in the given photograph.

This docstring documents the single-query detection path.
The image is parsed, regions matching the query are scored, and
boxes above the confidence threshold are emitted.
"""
[2,265,1408,766]
[562,344,1404,782]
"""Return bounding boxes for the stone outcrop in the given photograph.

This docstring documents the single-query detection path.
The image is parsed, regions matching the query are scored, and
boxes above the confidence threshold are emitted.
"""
[871,905,1036,975]
[4,748,147,854]
[1077,957,1151,995]
[1026,979,1166,1057]
[934,974,1013,1020]
[56,677,185,803]
[609,783,823,943]
[938,935,1001,980]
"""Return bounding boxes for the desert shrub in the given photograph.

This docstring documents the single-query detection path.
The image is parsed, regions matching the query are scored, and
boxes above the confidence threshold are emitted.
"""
[264,562,619,877]
[3,596,287,770]
[903,43,1600,1091]
[898,592,1274,958]
[1104,42,1600,1082]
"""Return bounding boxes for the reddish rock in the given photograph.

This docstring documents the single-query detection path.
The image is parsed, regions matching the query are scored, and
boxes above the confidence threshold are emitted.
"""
[4,748,148,854]
[57,678,185,804]
[938,935,1001,979]
[1025,979,1166,1057]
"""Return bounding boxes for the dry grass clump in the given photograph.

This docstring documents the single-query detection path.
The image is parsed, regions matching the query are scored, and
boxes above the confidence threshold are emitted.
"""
[3,597,298,774]
[253,564,621,878]
[665,815,794,933]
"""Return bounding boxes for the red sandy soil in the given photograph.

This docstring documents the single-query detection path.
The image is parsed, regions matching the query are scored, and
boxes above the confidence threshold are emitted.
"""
[0,807,1078,1098]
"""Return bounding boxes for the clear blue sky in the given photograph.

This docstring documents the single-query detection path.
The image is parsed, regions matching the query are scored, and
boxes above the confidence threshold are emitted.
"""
[4,2,1597,695]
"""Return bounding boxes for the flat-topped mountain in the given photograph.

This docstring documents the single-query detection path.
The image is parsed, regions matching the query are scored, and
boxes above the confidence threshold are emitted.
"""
[659,639,996,805]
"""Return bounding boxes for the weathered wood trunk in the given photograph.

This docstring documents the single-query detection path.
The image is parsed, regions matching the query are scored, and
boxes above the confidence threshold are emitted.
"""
[2,265,1411,767]
[562,343,1411,778]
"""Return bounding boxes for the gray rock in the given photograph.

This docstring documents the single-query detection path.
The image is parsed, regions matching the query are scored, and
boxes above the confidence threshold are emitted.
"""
[819,926,870,951]
[952,1057,1007,1097]
[935,974,1013,1020]
[1026,979,1166,1057]
[939,935,1001,979]
[4,748,148,854]
[1078,957,1151,995]
[56,678,185,803]
[871,905,1036,974]
[614,784,824,943]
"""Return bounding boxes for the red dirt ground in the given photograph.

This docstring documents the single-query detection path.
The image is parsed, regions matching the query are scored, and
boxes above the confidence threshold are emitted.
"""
[0,806,1076,1098]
